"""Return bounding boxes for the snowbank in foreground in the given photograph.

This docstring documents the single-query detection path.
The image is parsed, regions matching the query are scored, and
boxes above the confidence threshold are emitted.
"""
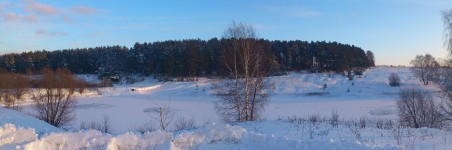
[0,124,37,147]
[0,107,60,135]
[0,123,397,150]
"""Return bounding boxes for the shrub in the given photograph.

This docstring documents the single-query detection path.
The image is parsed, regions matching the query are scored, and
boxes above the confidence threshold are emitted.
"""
[397,88,444,128]
[32,68,78,127]
[329,110,339,127]
[80,114,112,134]
[134,123,155,134]
[388,72,401,87]
[359,117,367,128]
[174,117,195,131]
[309,114,320,124]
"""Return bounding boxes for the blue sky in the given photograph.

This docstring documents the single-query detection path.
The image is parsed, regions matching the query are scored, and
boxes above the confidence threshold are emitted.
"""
[0,0,451,65]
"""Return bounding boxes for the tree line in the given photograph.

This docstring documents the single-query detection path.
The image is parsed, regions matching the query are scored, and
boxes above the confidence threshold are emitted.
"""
[0,67,108,127]
[0,39,374,80]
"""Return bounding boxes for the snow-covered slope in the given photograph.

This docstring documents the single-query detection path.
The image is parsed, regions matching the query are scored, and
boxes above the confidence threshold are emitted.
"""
[0,107,60,134]
[2,67,451,149]
[68,67,433,133]
[0,107,60,149]
[272,66,436,97]
[92,67,434,98]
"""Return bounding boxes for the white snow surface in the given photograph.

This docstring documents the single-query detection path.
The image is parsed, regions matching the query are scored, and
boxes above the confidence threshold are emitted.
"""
[65,67,430,133]
[0,107,60,134]
[2,122,407,150]
[1,67,452,149]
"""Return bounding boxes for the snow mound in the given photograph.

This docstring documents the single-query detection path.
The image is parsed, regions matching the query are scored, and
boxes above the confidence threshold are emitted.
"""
[24,130,110,150]
[0,124,37,147]
[1,122,397,150]
[0,107,60,134]
[107,130,171,150]
[173,123,246,148]
[270,67,436,97]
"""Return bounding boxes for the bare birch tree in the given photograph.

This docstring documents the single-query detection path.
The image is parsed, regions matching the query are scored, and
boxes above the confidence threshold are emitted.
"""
[443,9,452,53]
[153,102,174,131]
[434,9,452,127]
[213,21,273,122]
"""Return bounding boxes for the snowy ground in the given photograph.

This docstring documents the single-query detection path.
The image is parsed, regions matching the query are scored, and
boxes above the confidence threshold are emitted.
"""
[1,66,452,149]
[67,66,433,134]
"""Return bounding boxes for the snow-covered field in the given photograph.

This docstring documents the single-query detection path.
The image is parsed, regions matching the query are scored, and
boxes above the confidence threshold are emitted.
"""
[1,67,452,149]
[69,67,434,133]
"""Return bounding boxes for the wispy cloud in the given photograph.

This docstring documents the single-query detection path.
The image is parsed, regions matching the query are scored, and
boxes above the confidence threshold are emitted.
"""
[1,0,98,23]
[1,0,61,23]
[23,14,37,22]
[35,29,68,37]
[3,12,19,21]
[22,0,59,15]
[72,6,97,15]
[1,11,37,23]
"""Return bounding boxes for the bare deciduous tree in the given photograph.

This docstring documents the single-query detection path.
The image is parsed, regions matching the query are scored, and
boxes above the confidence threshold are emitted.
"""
[152,101,174,131]
[0,73,30,111]
[397,88,444,129]
[388,72,401,87]
[213,21,273,122]
[443,9,452,53]
[32,68,79,127]
[410,54,440,85]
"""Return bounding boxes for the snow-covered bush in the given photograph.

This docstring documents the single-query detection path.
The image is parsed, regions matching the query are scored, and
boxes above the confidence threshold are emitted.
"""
[388,72,401,87]
[329,110,339,128]
[134,123,156,134]
[397,88,444,129]
[79,115,112,134]
[174,117,195,131]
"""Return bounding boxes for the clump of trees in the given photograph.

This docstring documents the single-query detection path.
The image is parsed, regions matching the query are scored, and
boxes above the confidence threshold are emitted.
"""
[366,50,375,67]
[388,72,401,87]
[0,67,105,128]
[0,71,30,110]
